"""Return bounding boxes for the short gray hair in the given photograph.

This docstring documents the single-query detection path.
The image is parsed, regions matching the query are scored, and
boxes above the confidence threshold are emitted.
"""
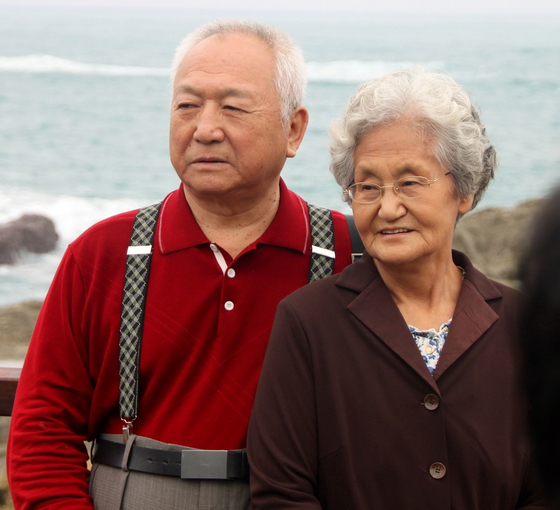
[170,19,306,124]
[329,67,497,211]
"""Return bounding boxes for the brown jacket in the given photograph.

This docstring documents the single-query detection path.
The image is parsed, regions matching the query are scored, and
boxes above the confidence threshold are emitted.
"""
[248,251,547,509]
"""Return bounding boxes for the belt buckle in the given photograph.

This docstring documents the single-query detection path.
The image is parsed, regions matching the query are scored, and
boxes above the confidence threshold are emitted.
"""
[180,450,228,479]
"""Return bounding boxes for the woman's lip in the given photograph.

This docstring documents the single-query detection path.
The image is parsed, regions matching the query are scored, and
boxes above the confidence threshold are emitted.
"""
[379,228,412,235]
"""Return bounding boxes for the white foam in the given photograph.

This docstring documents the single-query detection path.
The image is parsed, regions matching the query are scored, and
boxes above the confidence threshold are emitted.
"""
[0,54,169,77]
[0,54,444,83]
[0,188,145,306]
[307,60,445,83]
[0,188,143,244]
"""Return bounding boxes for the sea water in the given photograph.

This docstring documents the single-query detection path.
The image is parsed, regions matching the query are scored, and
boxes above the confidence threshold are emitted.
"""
[1,6,559,305]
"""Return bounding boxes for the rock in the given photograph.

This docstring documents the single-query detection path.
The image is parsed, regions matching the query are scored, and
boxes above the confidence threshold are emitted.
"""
[0,463,13,510]
[0,300,42,360]
[453,198,543,287]
[0,214,58,265]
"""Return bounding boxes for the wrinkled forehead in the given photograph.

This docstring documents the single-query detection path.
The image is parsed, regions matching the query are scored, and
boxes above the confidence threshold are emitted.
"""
[177,32,275,81]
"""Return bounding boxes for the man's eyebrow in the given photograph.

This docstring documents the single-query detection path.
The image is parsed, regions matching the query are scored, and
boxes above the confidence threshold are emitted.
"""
[174,85,253,99]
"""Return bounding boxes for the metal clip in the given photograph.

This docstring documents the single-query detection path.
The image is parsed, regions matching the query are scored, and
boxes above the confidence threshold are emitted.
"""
[122,419,134,443]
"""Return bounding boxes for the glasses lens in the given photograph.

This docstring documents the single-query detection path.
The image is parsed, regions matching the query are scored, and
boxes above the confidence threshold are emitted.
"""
[352,183,381,202]
[396,176,429,198]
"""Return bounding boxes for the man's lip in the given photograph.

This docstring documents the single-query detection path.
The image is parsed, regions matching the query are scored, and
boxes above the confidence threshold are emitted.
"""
[190,157,228,164]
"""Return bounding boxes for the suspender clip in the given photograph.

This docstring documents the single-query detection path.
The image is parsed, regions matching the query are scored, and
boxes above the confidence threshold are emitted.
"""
[122,419,134,443]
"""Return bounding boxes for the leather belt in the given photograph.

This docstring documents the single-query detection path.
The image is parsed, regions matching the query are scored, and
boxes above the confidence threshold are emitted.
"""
[93,438,249,481]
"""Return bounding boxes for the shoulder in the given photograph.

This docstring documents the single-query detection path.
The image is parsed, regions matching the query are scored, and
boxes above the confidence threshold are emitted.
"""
[281,254,375,314]
[456,250,520,320]
[69,208,139,254]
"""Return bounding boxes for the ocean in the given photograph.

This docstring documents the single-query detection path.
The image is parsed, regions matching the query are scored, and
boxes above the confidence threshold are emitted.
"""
[1,5,559,306]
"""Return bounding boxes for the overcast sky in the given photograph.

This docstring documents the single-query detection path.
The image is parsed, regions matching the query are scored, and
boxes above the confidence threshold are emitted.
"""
[1,0,559,14]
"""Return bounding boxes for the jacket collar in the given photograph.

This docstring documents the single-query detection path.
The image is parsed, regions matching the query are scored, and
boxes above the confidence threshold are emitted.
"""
[336,250,502,390]
[156,179,310,256]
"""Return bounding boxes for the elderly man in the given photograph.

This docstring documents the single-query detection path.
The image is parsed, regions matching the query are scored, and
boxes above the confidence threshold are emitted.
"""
[7,20,356,509]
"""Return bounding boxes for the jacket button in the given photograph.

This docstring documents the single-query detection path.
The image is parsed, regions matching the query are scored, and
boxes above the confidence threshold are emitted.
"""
[423,394,440,410]
[429,462,446,479]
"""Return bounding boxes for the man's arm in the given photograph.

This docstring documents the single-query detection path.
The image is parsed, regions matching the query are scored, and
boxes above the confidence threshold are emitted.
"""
[248,299,322,509]
[8,246,95,509]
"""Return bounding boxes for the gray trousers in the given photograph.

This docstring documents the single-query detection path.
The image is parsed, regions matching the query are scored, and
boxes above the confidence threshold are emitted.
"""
[89,434,250,510]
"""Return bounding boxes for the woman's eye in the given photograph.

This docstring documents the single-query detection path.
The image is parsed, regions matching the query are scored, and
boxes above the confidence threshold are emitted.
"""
[400,179,422,187]
[361,184,378,192]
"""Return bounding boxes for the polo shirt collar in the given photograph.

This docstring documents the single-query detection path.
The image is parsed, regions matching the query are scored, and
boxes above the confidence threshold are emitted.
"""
[156,179,309,255]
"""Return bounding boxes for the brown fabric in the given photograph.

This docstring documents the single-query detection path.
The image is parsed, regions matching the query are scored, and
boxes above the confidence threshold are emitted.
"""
[90,434,249,510]
[248,251,548,510]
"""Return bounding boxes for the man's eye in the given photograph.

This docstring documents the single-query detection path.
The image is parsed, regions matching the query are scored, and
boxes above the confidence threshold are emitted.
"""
[178,102,196,109]
[224,105,243,112]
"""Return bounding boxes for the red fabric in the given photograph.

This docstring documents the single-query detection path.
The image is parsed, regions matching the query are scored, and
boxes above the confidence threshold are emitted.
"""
[7,180,353,509]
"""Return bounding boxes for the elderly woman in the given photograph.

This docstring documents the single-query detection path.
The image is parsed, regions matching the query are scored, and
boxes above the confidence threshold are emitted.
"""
[247,68,547,509]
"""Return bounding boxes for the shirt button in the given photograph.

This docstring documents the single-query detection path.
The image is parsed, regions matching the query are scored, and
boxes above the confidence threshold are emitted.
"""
[209,244,219,252]
[224,301,234,311]
[227,268,236,278]
[429,462,446,479]
[423,394,440,411]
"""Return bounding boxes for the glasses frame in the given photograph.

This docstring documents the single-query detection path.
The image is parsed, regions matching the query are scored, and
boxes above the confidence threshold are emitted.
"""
[344,172,452,204]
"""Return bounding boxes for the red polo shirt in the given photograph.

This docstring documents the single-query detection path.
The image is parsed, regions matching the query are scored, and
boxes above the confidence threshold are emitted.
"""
[8,180,353,508]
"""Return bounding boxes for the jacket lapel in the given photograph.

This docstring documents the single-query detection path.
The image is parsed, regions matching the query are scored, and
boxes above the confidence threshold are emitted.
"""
[336,251,504,391]
[339,255,439,392]
[432,252,501,379]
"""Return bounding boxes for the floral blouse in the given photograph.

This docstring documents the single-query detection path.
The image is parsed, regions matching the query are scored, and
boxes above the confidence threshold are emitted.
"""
[409,319,452,374]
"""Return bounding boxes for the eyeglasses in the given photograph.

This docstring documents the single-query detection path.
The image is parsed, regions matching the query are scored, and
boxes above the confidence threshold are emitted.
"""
[344,172,451,204]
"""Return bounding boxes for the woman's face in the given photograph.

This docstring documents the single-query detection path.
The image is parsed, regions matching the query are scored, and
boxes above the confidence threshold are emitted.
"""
[352,120,474,270]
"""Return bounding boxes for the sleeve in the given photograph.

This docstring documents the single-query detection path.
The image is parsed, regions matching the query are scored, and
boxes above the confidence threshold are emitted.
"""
[7,245,95,509]
[331,210,353,274]
[247,299,322,509]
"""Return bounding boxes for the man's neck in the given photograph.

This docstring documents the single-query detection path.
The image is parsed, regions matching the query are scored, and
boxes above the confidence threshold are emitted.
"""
[183,183,281,259]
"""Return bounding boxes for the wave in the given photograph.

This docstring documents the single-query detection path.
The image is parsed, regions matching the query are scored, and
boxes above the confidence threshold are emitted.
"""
[0,54,169,77]
[306,60,444,83]
[0,187,144,245]
[0,54,443,82]
[0,188,146,306]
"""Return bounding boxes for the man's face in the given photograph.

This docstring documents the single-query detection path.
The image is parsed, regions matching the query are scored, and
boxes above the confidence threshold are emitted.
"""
[169,32,298,203]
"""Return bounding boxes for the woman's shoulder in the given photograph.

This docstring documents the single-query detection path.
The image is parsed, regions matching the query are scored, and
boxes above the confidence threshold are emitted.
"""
[282,256,377,310]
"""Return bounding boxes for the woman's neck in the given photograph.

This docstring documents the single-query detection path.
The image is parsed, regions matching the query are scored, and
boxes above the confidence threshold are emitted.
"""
[376,256,464,330]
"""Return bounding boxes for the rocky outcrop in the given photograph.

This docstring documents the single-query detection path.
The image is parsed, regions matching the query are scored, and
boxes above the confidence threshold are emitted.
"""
[0,300,42,360]
[0,214,58,265]
[453,198,543,287]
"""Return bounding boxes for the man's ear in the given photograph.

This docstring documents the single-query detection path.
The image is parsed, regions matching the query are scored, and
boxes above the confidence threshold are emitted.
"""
[286,106,309,158]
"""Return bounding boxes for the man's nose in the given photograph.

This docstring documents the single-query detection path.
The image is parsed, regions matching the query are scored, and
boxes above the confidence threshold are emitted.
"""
[194,104,225,144]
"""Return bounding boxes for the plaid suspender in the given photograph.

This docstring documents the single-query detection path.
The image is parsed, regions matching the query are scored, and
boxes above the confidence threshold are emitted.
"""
[118,202,337,440]
[307,203,335,283]
[119,202,161,439]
